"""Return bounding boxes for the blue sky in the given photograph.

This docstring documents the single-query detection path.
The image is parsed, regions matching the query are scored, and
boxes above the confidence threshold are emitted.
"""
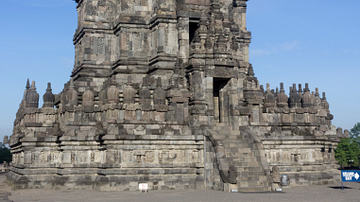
[0,1,359,143]
[247,0,360,133]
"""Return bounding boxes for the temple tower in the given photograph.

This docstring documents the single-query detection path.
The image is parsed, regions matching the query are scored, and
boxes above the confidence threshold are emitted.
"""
[5,0,346,192]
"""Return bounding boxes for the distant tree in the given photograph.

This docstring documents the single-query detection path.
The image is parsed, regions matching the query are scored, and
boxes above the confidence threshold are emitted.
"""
[349,122,360,145]
[335,138,350,166]
[335,123,360,167]
[0,144,12,163]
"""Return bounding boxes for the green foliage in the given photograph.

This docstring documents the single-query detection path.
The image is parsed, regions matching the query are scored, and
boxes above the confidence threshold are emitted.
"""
[0,144,12,163]
[335,122,360,167]
[350,122,360,145]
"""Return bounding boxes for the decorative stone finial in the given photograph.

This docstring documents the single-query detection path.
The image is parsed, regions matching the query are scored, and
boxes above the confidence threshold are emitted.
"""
[23,78,31,100]
[277,82,288,107]
[156,77,162,88]
[43,82,55,108]
[143,75,154,87]
[65,78,78,105]
[223,14,231,29]
[200,13,208,27]
[290,83,301,108]
[298,84,302,95]
[313,88,321,107]
[315,87,319,97]
[260,85,264,93]
[321,92,330,112]
[302,83,313,107]
[25,81,39,108]
[264,83,275,107]
[247,64,255,77]
[26,78,30,90]
[127,76,132,84]
[31,81,36,90]
[280,83,285,93]
[304,83,310,92]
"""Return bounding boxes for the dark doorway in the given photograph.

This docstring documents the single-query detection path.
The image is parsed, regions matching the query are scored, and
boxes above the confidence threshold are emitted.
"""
[213,78,230,123]
[189,22,198,44]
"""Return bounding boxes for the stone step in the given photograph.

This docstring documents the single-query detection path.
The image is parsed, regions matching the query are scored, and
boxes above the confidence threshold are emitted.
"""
[230,155,256,160]
[222,142,250,148]
[238,174,268,182]
[214,128,272,193]
[238,186,272,193]
[229,158,255,164]
[225,147,255,155]
[239,170,266,175]
[238,153,256,158]
[223,142,246,147]
[236,166,262,172]
[238,176,259,182]
[231,156,257,161]
[233,161,260,167]
[226,155,256,162]
[225,147,252,153]
[221,136,250,142]
[237,180,271,188]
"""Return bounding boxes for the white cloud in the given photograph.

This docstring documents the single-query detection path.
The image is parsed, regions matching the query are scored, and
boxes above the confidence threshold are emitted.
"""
[250,49,272,57]
[250,40,300,58]
[342,49,359,54]
[279,40,299,51]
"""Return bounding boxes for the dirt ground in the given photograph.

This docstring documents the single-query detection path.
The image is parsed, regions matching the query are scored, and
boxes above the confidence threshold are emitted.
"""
[0,173,359,202]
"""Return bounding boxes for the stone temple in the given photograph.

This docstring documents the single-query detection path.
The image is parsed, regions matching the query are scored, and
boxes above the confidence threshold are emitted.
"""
[4,0,349,192]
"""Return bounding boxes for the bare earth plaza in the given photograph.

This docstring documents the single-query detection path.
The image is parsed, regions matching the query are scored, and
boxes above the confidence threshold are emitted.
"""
[1,0,359,201]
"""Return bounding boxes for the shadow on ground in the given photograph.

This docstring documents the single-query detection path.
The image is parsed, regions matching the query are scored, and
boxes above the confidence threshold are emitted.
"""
[328,186,352,190]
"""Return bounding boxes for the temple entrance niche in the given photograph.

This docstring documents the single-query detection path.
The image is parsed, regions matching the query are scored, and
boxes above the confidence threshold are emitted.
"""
[189,22,198,44]
[213,78,230,123]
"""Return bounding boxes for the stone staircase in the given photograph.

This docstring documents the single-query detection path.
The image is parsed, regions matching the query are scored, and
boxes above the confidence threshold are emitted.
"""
[215,125,272,192]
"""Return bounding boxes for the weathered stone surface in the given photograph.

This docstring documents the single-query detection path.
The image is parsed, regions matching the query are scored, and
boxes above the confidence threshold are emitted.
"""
[6,0,345,193]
